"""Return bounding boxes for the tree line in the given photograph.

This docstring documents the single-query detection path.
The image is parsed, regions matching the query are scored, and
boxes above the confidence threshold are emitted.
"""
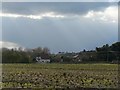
[1,42,120,63]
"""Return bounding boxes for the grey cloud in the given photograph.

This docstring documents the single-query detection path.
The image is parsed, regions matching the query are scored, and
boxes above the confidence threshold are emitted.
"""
[2,2,117,15]
[2,0,119,2]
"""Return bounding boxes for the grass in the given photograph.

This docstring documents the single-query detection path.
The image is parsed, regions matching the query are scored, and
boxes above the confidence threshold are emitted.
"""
[2,63,119,89]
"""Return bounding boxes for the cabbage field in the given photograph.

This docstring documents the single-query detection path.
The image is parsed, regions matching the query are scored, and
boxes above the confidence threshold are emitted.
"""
[2,64,119,89]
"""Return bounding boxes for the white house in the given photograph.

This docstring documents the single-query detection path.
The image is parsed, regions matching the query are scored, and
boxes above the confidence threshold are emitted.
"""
[36,57,50,63]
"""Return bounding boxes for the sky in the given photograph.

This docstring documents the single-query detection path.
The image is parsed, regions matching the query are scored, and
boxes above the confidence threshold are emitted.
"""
[0,2,118,53]
[1,0,119,2]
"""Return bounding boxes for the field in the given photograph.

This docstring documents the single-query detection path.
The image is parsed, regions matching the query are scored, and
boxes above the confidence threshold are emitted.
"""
[2,64,119,89]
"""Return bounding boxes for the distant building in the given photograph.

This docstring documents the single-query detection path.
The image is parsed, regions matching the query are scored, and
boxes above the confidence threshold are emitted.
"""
[36,57,50,63]
[73,55,82,62]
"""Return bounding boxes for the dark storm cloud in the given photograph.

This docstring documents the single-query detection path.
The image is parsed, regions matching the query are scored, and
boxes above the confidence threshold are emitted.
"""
[2,2,117,15]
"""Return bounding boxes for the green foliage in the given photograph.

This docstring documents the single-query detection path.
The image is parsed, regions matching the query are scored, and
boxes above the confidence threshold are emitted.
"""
[110,42,120,51]
[62,56,73,63]
[2,47,50,63]
[2,49,31,63]
[96,42,120,62]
